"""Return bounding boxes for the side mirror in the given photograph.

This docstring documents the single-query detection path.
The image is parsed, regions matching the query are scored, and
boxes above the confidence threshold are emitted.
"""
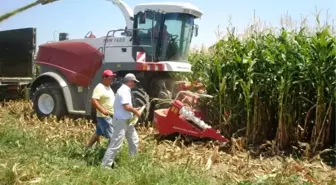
[121,27,126,36]
[139,12,146,24]
[59,32,69,41]
[194,25,199,37]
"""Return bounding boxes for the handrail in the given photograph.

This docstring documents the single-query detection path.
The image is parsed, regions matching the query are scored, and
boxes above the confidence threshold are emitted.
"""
[102,28,155,62]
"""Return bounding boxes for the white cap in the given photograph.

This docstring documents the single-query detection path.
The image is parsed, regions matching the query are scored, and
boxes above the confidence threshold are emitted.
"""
[124,73,139,82]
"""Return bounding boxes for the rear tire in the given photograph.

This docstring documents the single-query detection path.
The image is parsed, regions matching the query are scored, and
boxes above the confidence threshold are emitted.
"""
[32,83,67,119]
[131,87,150,124]
[147,79,172,123]
[90,107,98,124]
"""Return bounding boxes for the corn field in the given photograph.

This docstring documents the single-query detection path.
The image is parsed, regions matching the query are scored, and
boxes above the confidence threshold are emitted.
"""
[186,16,336,154]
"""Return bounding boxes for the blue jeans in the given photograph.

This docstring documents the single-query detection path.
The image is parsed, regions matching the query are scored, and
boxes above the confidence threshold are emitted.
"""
[96,117,114,139]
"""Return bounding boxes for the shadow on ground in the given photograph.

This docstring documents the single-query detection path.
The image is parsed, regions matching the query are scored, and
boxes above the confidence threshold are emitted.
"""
[320,148,336,168]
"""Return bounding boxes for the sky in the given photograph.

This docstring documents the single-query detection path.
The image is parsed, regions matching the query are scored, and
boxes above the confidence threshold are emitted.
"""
[0,0,335,49]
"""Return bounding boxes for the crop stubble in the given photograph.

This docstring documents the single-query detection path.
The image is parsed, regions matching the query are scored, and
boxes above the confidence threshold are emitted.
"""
[0,100,335,184]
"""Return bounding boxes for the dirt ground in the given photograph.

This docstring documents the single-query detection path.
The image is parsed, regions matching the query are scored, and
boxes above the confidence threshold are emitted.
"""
[137,127,336,184]
[1,101,335,184]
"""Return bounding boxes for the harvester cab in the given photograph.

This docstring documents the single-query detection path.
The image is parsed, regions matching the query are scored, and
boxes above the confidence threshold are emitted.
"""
[30,0,203,122]
[153,91,229,143]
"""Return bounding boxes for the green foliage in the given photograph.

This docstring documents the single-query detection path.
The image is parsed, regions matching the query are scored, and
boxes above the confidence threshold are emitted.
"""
[1,105,330,185]
[0,113,210,185]
[0,1,59,23]
[187,18,336,151]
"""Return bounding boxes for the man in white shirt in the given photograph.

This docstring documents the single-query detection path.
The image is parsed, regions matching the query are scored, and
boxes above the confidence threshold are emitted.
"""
[101,73,141,168]
[85,69,116,149]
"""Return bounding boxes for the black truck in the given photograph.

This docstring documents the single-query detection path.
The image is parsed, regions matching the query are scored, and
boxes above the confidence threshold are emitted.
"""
[0,27,36,100]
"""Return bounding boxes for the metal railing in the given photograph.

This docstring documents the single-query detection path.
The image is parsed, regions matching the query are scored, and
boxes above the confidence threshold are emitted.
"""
[102,28,156,62]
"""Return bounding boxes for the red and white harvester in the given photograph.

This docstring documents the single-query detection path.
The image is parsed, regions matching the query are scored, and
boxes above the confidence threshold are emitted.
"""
[30,0,203,122]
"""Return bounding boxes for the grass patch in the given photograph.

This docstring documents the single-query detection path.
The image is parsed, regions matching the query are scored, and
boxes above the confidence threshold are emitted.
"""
[0,101,335,185]
[0,112,210,185]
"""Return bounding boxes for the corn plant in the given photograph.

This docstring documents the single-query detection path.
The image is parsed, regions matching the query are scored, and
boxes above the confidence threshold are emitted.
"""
[187,17,336,153]
[308,25,336,152]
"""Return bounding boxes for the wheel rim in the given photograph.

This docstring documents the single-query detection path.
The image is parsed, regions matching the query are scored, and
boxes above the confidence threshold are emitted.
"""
[38,94,55,115]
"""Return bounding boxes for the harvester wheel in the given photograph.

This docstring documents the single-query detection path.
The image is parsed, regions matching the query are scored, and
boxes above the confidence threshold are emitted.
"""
[90,108,98,124]
[131,87,150,124]
[32,83,67,119]
[147,79,172,124]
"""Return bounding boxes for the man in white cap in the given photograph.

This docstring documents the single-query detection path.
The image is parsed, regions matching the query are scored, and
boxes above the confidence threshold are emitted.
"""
[101,73,141,168]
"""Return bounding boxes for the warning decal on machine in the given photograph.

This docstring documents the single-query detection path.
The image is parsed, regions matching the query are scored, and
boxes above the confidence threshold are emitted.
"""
[136,52,146,62]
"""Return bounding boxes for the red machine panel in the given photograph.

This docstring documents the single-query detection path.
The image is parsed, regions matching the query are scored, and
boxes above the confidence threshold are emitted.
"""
[35,41,103,87]
[153,99,229,143]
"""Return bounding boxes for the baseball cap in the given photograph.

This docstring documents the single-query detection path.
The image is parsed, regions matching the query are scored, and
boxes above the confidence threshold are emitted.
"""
[102,69,116,77]
[124,73,139,82]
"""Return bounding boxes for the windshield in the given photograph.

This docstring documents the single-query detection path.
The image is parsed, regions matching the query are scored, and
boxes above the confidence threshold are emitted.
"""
[158,13,194,62]
[133,12,195,62]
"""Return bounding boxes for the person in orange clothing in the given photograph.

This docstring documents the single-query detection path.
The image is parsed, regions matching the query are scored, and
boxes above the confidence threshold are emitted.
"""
[179,79,206,92]
[177,79,206,105]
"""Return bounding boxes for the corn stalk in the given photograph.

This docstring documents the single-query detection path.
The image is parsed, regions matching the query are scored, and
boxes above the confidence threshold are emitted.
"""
[186,15,336,154]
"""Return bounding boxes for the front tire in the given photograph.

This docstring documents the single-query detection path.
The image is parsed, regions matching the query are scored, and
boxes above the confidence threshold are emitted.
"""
[131,87,150,125]
[32,83,67,119]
